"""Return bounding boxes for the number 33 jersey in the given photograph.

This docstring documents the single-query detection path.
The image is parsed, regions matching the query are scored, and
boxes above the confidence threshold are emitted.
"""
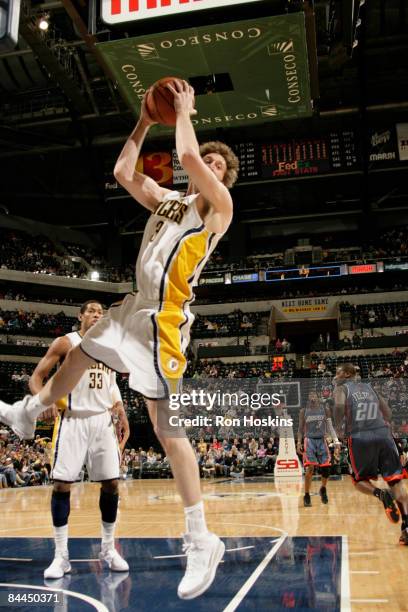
[57,332,122,415]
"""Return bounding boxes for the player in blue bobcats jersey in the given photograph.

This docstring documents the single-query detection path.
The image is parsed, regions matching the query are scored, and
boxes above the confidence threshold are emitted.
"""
[334,363,408,545]
[297,391,339,507]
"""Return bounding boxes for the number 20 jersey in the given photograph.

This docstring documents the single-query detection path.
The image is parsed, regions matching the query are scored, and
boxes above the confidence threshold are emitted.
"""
[57,332,121,415]
[343,380,388,435]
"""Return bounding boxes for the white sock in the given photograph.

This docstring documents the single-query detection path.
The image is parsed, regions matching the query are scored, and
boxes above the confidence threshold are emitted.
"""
[184,501,207,535]
[54,524,68,558]
[26,394,50,419]
[101,521,115,550]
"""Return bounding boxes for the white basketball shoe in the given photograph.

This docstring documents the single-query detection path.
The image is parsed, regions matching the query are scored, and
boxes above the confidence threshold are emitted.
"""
[99,547,129,572]
[44,555,71,580]
[177,532,225,600]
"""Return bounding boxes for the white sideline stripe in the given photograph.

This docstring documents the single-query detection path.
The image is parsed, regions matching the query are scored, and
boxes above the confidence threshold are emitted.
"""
[0,557,32,562]
[350,599,389,604]
[154,553,186,559]
[341,535,351,612]
[222,536,286,612]
[0,583,108,612]
[153,545,257,560]
[350,570,379,575]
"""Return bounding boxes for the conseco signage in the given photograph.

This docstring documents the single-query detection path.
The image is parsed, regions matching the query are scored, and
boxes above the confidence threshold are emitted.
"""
[102,0,264,25]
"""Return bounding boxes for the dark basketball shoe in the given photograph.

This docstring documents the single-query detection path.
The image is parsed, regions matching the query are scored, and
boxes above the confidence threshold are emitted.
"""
[399,528,408,545]
[303,493,312,507]
[379,490,400,524]
[319,487,329,504]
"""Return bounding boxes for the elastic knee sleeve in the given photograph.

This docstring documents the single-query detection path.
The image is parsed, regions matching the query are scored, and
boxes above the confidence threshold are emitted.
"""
[99,489,119,524]
[51,490,71,527]
[321,466,330,479]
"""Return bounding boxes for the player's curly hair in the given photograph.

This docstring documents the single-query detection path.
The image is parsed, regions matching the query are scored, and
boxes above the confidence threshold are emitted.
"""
[199,141,239,189]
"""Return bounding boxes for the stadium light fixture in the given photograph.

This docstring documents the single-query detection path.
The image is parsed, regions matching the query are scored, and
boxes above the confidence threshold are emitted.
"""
[38,14,50,31]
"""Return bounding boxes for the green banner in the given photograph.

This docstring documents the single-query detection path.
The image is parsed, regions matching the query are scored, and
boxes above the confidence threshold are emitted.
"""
[97,13,312,132]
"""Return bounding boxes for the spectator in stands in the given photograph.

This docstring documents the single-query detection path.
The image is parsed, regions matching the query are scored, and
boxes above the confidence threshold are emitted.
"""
[202,452,216,478]
[211,438,222,451]
[281,338,289,353]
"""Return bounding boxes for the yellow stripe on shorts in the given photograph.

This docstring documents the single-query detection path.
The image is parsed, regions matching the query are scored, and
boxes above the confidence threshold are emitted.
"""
[156,229,210,392]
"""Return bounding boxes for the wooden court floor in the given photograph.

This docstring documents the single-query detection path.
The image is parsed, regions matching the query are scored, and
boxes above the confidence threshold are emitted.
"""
[0,477,407,610]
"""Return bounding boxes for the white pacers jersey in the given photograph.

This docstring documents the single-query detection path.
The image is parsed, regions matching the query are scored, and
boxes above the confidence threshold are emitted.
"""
[136,191,223,304]
[57,332,121,415]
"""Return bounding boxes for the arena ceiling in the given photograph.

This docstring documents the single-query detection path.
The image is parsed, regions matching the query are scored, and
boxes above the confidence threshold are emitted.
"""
[0,0,407,234]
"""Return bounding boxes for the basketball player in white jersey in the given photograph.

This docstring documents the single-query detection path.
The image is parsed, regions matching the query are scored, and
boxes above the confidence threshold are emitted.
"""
[29,300,129,579]
[0,80,239,599]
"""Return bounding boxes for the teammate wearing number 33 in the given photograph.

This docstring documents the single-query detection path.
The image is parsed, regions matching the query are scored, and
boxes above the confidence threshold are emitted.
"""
[334,363,408,546]
[28,300,130,580]
[0,79,239,599]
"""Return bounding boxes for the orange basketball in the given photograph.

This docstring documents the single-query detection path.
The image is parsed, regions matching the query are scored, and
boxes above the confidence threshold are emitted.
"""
[145,77,184,126]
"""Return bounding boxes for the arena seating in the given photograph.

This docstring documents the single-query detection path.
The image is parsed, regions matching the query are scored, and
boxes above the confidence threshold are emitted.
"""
[192,311,267,338]
[0,309,75,337]
[340,301,408,328]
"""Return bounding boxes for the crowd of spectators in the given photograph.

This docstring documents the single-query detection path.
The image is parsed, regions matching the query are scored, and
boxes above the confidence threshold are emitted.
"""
[0,229,87,278]
[193,310,266,338]
[340,301,408,329]
[118,436,350,481]
[0,430,52,488]
[0,307,269,343]
[204,226,408,273]
[0,229,134,283]
[0,308,73,337]
[0,289,81,307]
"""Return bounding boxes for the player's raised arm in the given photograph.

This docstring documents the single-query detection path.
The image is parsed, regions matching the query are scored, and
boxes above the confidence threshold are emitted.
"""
[113,91,172,212]
[169,80,233,227]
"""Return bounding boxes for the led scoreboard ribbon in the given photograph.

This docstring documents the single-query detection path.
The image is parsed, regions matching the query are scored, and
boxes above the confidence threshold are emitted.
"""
[232,131,359,181]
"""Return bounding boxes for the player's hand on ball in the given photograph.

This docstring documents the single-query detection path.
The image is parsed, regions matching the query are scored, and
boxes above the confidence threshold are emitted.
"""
[140,89,158,126]
[167,79,197,117]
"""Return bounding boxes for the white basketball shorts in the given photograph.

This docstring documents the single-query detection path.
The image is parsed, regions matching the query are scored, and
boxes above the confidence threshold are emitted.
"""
[80,293,193,399]
[51,411,120,482]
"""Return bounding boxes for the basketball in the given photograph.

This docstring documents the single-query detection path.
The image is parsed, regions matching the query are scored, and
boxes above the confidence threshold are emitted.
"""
[145,77,185,126]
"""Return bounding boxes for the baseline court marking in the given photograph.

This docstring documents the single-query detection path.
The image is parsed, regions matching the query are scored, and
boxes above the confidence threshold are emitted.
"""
[340,535,351,612]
